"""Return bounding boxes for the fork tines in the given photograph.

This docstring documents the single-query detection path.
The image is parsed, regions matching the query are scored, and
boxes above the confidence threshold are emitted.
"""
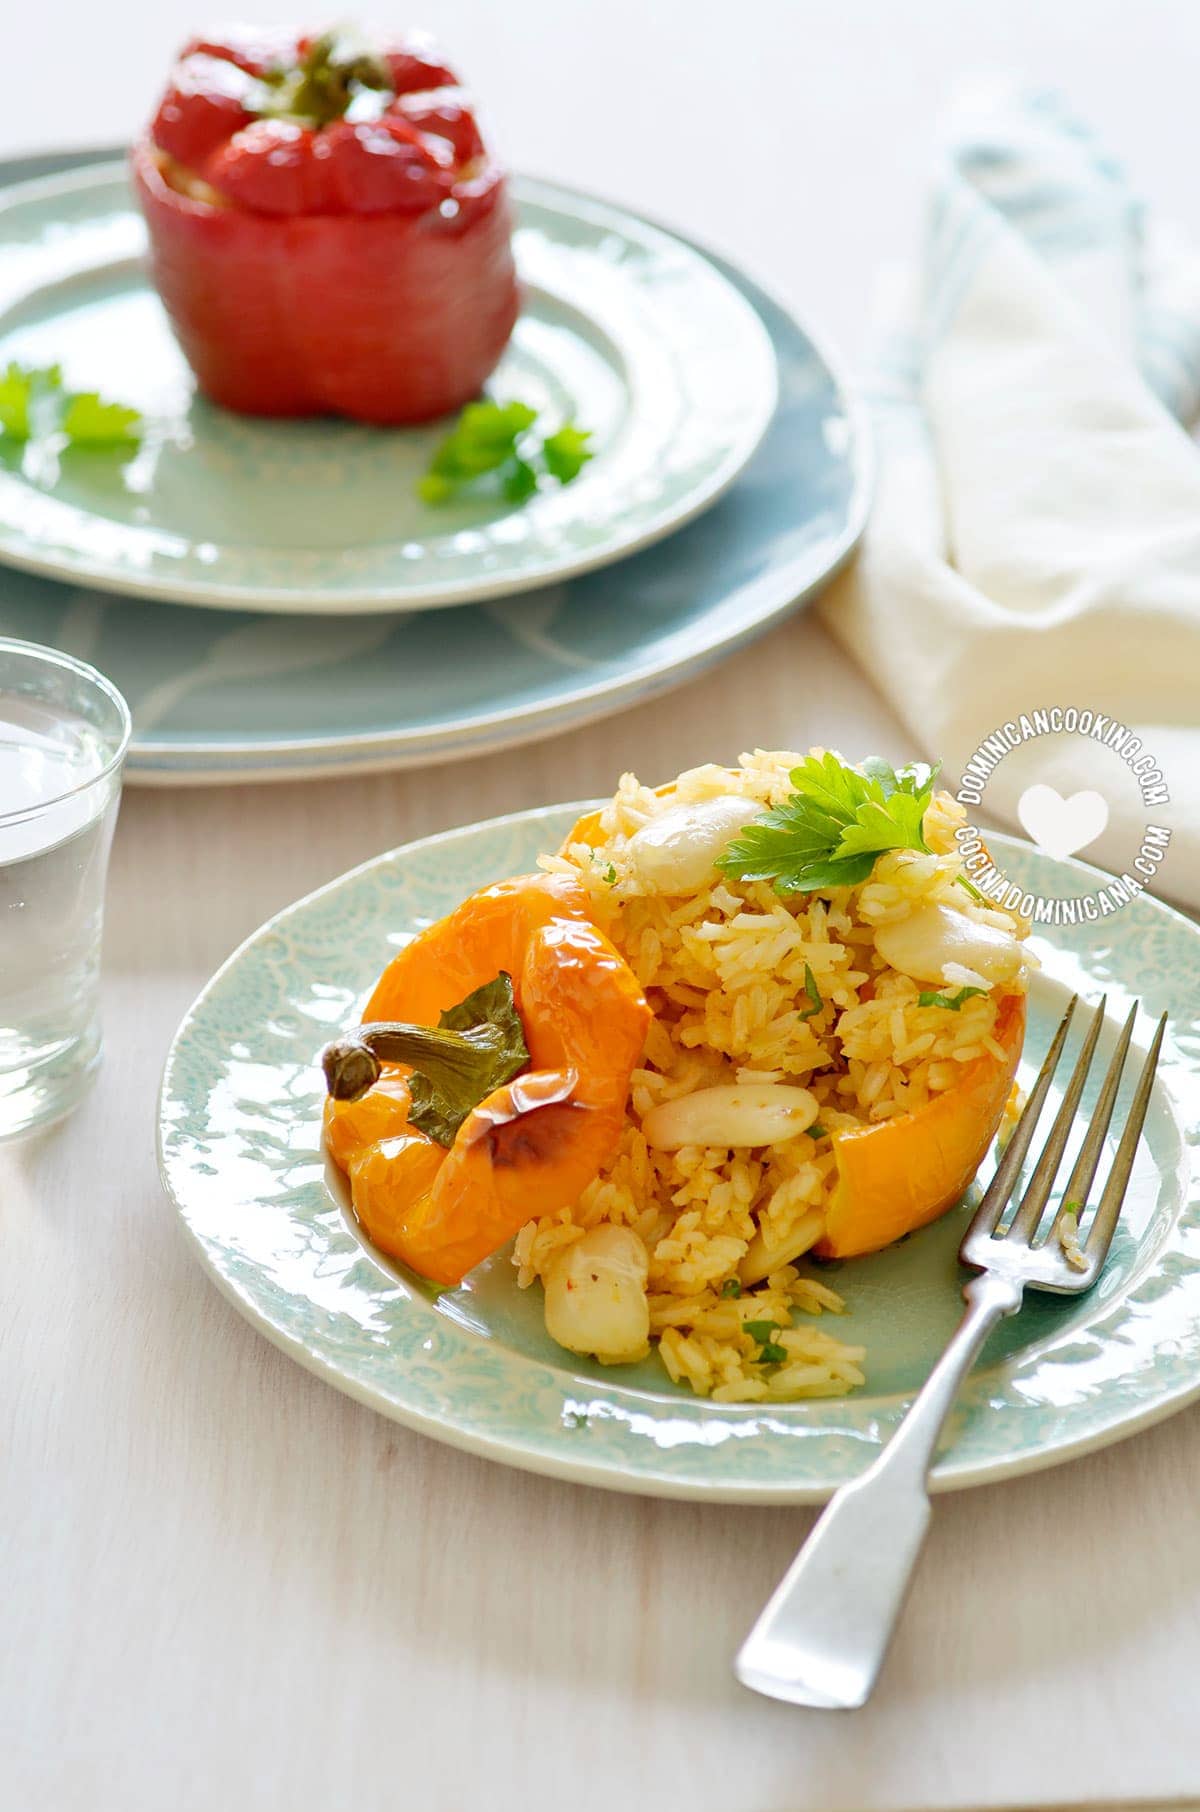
[961,993,1167,1275]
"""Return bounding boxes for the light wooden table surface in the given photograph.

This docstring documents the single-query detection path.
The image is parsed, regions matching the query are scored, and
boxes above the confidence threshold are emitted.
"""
[5,5,1200,1810]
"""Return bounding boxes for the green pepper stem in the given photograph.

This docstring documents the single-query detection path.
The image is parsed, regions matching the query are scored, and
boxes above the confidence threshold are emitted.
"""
[262,30,393,130]
[322,1020,509,1103]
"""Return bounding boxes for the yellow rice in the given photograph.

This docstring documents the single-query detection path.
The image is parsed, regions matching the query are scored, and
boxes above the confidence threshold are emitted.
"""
[513,750,1031,1403]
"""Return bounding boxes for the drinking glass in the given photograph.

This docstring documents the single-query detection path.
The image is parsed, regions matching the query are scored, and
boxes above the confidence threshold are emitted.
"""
[0,638,131,1139]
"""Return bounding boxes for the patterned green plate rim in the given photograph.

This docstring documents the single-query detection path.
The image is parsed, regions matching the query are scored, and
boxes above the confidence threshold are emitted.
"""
[0,160,777,613]
[157,806,1200,1502]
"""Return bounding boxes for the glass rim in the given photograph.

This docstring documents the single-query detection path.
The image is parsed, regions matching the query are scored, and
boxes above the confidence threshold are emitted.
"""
[0,635,132,825]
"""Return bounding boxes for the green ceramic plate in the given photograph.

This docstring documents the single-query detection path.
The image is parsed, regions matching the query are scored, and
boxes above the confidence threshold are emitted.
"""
[0,162,777,612]
[158,808,1200,1502]
[0,150,866,785]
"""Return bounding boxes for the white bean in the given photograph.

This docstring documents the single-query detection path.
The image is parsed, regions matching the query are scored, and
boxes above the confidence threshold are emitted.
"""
[627,794,762,895]
[642,1083,818,1150]
[874,903,1024,988]
[543,1225,650,1365]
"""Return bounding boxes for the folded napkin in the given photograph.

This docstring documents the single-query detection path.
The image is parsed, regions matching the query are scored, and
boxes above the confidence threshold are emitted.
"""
[820,86,1200,912]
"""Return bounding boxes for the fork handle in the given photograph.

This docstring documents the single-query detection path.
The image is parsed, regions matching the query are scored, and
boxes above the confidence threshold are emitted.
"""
[735,1269,1023,1709]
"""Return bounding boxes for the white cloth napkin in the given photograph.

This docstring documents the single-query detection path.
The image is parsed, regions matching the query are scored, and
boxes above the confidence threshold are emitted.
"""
[820,86,1200,911]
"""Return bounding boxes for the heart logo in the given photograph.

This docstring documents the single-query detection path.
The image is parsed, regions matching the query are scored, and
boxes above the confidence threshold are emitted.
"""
[1017,784,1109,860]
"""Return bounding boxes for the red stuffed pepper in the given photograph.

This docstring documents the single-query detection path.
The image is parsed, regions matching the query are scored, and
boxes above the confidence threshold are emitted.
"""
[132,26,519,424]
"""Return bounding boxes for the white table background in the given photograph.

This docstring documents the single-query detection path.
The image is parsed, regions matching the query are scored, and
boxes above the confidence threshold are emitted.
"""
[4,5,1200,1810]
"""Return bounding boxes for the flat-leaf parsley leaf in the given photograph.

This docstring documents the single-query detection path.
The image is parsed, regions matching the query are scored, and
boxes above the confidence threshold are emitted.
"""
[541,423,593,484]
[418,400,592,506]
[60,392,143,445]
[0,363,55,439]
[0,362,142,449]
[717,751,942,897]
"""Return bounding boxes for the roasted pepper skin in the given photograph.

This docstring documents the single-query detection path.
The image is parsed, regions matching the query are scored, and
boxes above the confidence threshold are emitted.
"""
[818,992,1028,1258]
[325,873,651,1286]
[132,30,519,424]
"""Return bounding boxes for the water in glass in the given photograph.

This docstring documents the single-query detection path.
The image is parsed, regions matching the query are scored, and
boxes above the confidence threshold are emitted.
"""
[0,651,128,1138]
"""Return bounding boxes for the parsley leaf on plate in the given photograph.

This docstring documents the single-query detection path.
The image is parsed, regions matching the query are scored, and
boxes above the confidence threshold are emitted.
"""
[0,361,142,449]
[417,399,536,502]
[542,423,593,484]
[60,392,144,445]
[718,751,943,897]
[0,362,52,439]
[502,455,539,505]
[418,399,592,506]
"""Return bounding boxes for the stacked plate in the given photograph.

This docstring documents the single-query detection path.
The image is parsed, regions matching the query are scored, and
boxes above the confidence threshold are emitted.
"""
[0,149,869,783]
[18,150,1193,1518]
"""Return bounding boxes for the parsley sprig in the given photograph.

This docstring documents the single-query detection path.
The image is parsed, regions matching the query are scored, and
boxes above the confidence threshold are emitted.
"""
[418,400,592,506]
[717,752,942,896]
[0,362,142,449]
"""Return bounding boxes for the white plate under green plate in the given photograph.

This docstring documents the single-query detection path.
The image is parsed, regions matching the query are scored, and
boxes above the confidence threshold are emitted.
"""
[0,150,867,784]
[0,160,777,613]
[158,809,1199,1503]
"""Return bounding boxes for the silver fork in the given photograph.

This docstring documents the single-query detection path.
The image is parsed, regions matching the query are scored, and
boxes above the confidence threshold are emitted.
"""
[735,993,1167,1711]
